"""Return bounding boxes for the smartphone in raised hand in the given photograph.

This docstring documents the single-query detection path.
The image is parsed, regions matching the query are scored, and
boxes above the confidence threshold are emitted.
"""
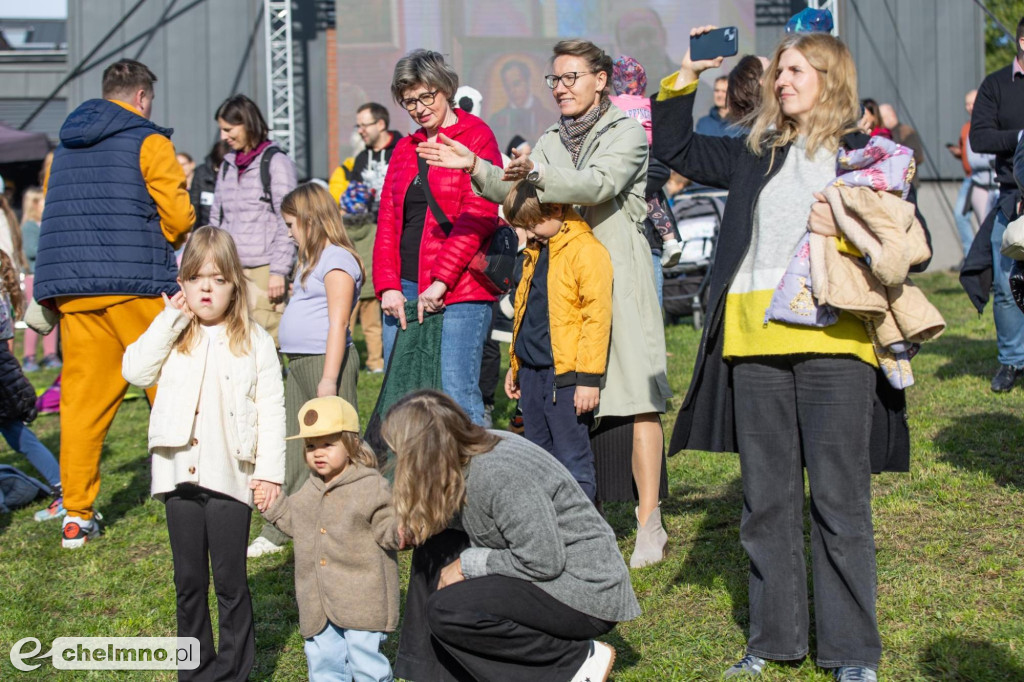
[690,27,739,62]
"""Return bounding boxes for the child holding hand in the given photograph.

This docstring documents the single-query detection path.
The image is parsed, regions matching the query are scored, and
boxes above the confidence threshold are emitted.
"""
[254,395,399,682]
[502,180,613,502]
[249,182,365,558]
[122,226,286,681]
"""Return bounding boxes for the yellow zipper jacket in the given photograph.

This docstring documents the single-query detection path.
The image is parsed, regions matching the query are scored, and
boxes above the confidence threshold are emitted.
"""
[510,211,613,388]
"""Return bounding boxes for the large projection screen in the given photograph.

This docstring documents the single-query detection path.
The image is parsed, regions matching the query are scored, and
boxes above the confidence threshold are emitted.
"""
[335,0,757,156]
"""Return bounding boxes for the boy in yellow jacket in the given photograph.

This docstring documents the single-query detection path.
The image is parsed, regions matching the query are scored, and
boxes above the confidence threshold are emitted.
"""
[502,181,612,501]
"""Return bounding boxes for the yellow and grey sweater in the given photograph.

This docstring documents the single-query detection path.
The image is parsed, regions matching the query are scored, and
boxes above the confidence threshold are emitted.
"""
[722,136,876,365]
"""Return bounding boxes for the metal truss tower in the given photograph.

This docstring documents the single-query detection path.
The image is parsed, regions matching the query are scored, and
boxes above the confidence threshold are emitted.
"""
[264,0,296,154]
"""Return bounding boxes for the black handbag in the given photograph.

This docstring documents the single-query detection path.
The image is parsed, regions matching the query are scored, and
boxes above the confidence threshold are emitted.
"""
[416,156,517,295]
[1010,259,1024,315]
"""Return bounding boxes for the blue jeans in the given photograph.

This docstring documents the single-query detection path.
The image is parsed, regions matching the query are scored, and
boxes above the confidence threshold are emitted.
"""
[990,208,1024,367]
[651,251,664,310]
[954,176,975,256]
[381,279,420,368]
[304,623,392,682]
[382,279,493,425]
[0,421,60,489]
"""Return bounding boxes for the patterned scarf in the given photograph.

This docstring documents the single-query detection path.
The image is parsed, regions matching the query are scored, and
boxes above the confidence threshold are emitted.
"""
[558,98,611,165]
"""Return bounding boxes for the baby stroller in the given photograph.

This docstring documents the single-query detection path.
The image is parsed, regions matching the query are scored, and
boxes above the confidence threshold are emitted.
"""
[662,190,725,329]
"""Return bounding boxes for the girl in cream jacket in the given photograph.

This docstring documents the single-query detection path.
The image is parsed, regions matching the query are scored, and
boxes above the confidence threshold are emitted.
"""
[122,227,285,681]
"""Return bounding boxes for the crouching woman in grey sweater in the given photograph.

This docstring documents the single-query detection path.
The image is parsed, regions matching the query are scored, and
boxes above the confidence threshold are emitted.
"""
[383,389,640,682]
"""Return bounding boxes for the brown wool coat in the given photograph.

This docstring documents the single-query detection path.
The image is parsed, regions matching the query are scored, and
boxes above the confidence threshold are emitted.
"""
[263,462,400,637]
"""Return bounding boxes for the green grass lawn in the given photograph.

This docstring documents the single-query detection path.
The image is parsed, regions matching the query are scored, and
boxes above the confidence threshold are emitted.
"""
[1,270,1022,680]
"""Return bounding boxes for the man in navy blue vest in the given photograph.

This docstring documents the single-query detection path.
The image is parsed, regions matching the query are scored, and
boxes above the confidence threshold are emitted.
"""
[35,59,194,548]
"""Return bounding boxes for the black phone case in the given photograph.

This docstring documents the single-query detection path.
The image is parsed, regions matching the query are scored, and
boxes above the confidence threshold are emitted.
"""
[690,27,739,61]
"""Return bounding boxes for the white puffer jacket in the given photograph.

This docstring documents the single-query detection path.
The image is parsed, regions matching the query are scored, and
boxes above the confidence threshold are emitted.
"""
[122,307,286,504]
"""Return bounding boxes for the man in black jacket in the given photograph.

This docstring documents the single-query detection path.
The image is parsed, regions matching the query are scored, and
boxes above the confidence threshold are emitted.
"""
[962,16,1024,392]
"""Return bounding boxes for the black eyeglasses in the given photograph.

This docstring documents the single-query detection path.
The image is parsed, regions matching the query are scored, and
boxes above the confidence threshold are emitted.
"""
[401,90,440,111]
[354,120,380,130]
[544,71,594,89]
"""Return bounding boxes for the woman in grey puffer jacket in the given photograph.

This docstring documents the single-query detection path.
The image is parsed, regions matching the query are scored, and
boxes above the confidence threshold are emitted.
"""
[211,94,298,341]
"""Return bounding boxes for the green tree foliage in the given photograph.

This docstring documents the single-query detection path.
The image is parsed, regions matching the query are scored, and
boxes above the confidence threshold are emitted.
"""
[985,0,1024,73]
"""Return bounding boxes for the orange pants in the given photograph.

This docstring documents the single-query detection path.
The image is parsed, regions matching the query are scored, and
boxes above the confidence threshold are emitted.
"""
[58,296,163,520]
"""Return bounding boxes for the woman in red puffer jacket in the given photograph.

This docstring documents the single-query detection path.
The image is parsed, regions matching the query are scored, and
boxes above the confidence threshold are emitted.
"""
[374,49,502,425]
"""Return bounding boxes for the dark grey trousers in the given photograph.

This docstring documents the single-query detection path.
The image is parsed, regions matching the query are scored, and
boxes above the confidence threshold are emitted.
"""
[732,356,881,670]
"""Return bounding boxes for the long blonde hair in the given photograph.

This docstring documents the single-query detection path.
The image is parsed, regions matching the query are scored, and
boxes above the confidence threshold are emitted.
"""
[174,226,252,356]
[280,183,364,287]
[382,390,501,546]
[746,32,861,160]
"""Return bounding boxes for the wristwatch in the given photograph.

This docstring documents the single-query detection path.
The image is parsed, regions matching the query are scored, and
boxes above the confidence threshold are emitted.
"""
[526,164,541,183]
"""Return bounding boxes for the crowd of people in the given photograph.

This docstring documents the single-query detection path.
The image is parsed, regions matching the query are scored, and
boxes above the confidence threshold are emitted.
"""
[2,6,1023,682]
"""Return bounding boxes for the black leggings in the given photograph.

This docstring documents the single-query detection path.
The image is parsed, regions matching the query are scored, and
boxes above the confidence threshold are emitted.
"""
[165,485,254,682]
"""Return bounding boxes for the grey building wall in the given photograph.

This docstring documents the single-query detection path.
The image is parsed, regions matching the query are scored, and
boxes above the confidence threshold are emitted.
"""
[66,0,268,172]
[64,0,330,179]
[841,0,985,180]
[0,53,69,140]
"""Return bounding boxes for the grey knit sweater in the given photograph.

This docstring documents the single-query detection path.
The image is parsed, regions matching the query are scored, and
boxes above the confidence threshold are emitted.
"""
[459,432,641,623]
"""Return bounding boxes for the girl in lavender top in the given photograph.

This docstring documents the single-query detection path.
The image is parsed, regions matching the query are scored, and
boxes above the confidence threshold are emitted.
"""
[247,183,365,558]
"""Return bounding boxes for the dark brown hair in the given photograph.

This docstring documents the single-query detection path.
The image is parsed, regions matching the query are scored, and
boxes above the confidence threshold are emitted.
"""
[101,59,157,100]
[861,98,881,128]
[726,55,765,125]
[357,102,390,129]
[502,180,563,229]
[214,94,269,147]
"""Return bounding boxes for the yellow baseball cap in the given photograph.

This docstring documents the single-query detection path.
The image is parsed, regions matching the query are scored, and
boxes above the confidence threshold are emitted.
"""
[286,396,360,440]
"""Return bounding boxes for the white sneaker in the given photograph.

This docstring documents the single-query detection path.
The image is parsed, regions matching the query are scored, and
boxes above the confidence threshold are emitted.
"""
[246,536,284,558]
[660,239,683,268]
[61,513,101,549]
[570,641,615,682]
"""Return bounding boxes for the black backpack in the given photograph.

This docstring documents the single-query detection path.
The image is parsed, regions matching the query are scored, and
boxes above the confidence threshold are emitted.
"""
[218,146,283,223]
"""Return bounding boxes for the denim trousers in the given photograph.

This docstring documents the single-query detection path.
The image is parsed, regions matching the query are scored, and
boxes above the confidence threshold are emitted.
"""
[989,208,1024,367]
[651,251,664,310]
[732,356,881,670]
[304,622,392,682]
[382,279,492,425]
[954,176,976,256]
[517,366,597,501]
[0,421,60,489]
